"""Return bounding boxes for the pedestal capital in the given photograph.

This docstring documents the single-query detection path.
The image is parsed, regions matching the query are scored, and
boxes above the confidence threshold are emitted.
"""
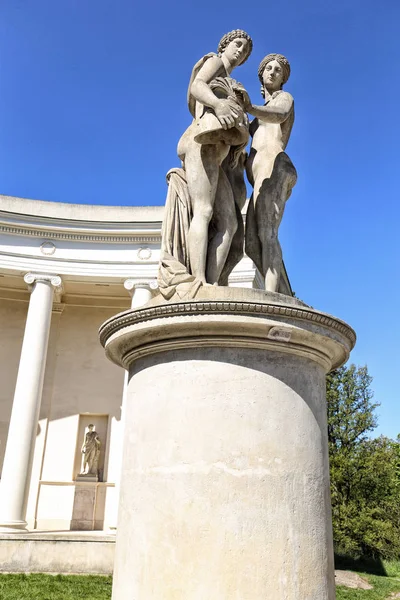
[100,287,356,372]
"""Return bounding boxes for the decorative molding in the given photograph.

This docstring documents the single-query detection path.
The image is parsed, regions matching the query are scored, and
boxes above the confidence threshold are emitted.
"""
[120,335,333,371]
[24,273,62,287]
[137,247,152,260]
[123,279,159,294]
[99,299,356,349]
[0,224,160,244]
[24,273,64,301]
[40,242,56,255]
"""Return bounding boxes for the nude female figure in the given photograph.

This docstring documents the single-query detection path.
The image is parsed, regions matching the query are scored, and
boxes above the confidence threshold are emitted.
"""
[244,54,297,292]
[177,30,252,284]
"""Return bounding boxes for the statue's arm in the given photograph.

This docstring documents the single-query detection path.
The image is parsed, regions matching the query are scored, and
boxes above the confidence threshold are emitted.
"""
[190,56,239,129]
[248,92,293,124]
[190,56,225,110]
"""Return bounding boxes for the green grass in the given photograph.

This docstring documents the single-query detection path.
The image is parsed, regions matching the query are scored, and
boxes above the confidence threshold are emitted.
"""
[336,573,400,599]
[0,574,112,600]
[334,560,400,599]
[1,567,400,599]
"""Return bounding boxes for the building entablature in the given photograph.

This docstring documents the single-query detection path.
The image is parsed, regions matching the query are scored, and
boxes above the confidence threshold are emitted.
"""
[0,195,165,307]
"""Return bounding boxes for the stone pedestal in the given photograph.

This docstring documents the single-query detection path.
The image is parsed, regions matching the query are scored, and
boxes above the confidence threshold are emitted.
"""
[76,474,99,483]
[99,288,355,600]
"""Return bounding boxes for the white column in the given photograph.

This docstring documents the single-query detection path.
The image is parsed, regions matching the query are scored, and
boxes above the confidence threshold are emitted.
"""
[109,279,158,531]
[0,273,62,532]
[123,279,158,308]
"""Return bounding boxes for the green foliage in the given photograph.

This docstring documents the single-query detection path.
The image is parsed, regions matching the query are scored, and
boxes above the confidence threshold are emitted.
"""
[328,365,400,560]
[0,574,112,600]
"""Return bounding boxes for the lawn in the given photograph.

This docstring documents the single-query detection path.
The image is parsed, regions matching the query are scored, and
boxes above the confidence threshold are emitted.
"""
[336,573,400,599]
[1,568,400,599]
[335,560,400,599]
[0,574,112,600]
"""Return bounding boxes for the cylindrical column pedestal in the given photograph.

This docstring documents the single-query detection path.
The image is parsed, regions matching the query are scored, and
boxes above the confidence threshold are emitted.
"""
[0,273,62,531]
[100,288,355,600]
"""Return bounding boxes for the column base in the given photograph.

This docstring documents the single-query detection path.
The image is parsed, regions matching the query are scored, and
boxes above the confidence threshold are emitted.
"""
[76,474,99,483]
[0,519,28,533]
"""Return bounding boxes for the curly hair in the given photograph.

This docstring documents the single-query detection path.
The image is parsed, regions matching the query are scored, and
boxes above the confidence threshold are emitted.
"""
[218,29,253,65]
[258,53,291,96]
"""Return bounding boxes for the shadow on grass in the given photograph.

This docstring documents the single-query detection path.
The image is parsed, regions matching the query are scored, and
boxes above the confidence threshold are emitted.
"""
[335,553,387,576]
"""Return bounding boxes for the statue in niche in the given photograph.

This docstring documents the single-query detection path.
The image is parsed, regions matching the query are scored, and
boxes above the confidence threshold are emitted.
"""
[80,424,101,477]
[243,54,297,292]
[158,30,253,299]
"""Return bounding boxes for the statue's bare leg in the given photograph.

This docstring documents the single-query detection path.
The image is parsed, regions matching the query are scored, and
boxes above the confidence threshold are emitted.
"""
[253,176,290,292]
[253,153,296,292]
[185,142,229,283]
[206,167,238,284]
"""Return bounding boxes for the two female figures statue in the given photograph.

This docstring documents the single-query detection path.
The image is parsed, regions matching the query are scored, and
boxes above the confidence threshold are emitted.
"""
[158,30,297,299]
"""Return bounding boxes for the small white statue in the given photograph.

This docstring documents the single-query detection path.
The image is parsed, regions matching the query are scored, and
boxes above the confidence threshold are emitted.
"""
[80,424,101,477]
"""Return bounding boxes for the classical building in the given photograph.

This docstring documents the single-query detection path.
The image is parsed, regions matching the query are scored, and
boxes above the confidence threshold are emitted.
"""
[0,194,293,539]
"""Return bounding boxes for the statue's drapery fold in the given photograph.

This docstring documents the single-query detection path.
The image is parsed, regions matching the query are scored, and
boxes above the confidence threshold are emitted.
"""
[158,169,202,300]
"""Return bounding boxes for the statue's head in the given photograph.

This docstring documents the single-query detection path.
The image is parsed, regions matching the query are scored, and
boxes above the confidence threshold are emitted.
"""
[218,29,253,67]
[88,424,94,431]
[258,53,291,96]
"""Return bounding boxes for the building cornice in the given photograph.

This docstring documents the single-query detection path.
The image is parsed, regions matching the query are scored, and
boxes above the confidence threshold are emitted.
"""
[0,195,163,244]
[0,194,164,222]
[0,217,161,244]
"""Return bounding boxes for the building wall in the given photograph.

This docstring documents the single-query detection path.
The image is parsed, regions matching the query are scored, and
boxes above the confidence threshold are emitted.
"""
[0,300,126,530]
[0,299,27,471]
[31,305,125,530]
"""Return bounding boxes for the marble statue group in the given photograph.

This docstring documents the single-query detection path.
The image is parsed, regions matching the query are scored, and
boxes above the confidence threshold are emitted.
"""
[158,29,297,300]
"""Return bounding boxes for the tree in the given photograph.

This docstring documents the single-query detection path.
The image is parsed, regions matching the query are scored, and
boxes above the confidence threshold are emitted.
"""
[327,364,400,559]
[327,365,378,454]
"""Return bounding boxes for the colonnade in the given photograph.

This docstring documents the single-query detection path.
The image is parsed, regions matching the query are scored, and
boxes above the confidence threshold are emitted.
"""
[0,274,156,532]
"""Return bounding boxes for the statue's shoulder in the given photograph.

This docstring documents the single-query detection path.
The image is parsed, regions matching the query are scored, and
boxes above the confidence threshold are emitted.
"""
[187,52,220,117]
[273,90,294,106]
[192,52,220,73]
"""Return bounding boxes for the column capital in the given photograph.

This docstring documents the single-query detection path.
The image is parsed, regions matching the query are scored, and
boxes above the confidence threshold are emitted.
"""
[24,273,63,289]
[24,273,63,302]
[123,278,158,297]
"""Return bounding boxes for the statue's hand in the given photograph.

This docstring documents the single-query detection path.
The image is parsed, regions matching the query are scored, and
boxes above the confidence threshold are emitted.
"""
[214,99,239,130]
[238,89,251,111]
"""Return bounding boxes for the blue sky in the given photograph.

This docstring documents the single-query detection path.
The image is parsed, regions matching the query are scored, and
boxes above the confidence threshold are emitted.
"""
[1,1,399,438]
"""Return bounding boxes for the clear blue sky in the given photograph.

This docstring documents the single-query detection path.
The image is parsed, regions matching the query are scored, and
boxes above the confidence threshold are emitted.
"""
[1,1,399,438]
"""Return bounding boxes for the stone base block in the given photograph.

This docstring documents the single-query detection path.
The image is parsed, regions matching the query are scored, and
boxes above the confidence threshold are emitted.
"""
[76,474,99,483]
[0,531,115,574]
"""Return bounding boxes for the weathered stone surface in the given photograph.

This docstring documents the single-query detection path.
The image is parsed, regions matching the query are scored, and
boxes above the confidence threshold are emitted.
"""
[334,570,373,590]
[79,424,101,478]
[100,288,355,600]
[0,531,115,574]
[158,30,253,299]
